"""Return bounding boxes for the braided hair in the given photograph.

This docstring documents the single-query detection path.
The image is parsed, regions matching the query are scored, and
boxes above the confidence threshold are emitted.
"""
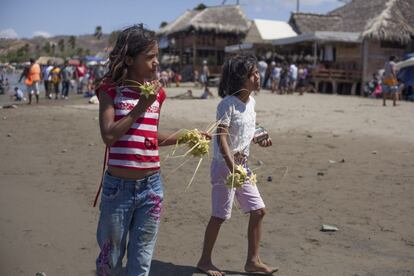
[103,24,157,84]
[218,54,257,98]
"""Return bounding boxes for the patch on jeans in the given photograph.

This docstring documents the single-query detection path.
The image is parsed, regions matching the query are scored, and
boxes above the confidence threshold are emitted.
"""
[147,193,163,221]
[96,241,112,276]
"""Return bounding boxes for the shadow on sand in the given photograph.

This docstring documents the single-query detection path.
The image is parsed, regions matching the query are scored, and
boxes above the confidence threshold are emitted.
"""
[149,260,273,276]
[149,260,198,276]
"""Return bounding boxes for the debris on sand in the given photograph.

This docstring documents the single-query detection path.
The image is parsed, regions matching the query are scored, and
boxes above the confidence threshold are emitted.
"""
[321,224,339,232]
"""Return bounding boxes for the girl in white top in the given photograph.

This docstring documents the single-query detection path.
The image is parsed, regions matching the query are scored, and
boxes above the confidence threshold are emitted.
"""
[197,54,277,276]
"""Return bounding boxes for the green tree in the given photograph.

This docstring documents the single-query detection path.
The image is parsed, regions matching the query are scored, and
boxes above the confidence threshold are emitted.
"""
[69,35,76,49]
[50,43,56,55]
[85,49,91,56]
[58,38,65,54]
[194,3,207,10]
[12,45,31,62]
[43,42,51,54]
[23,43,30,54]
[76,47,84,57]
[160,21,168,28]
[94,25,103,40]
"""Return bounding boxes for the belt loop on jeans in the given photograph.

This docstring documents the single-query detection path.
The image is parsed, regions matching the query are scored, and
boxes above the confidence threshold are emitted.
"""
[119,179,126,190]
[148,171,160,182]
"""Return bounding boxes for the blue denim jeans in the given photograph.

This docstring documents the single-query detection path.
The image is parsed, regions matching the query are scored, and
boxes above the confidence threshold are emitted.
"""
[96,171,163,276]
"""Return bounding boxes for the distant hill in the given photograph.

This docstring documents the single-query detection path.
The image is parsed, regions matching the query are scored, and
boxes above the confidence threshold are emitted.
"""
[0,33,115,63]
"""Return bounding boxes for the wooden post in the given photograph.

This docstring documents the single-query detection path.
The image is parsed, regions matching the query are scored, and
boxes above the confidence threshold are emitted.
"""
[192,31,197,70]
[179,34,183,68]
[361,38,369,96]
[313,41,317,66]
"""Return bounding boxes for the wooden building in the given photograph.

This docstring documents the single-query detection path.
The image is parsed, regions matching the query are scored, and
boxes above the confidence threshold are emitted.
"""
[157,5,250,74]
[273,0,414,95]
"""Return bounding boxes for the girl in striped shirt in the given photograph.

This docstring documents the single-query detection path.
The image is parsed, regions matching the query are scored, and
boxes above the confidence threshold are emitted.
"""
[95,25,200,276]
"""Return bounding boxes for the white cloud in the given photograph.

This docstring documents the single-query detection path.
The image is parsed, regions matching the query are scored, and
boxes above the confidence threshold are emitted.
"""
[33,31,52,38]
[0,28,19,39]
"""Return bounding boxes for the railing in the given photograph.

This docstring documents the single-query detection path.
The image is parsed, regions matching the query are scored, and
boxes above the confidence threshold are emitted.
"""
[309,69,362,94]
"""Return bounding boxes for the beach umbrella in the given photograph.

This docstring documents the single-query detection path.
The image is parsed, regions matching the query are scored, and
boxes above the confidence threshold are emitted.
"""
[68,59,80,66]
[396,54,414,86]
[84,56,106,63]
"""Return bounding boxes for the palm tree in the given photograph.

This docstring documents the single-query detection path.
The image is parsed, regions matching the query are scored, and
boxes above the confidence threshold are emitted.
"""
[50,43,56,55]
[76,47,84,57]
[94,25,103,40]
[194,3,207,10]
[43,42,51,54]
[58,38,65,54]
[23,43,30,54]
[69,35,76,49]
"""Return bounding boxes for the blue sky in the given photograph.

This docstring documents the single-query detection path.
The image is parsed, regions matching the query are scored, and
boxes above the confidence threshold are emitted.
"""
[0,0,344,39]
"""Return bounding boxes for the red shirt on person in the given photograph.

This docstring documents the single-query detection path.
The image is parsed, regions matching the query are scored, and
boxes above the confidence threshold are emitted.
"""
[97,81,166,170]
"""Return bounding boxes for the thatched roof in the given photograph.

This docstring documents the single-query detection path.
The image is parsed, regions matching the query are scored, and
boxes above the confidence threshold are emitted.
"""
[360,0,414,43]
[289,13,343,34]
[157,5,250,35]
[289,0,414,43]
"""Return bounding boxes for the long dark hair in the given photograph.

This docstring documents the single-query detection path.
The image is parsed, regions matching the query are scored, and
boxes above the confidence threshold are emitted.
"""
[103,24,157,84]
[218,54,257,98]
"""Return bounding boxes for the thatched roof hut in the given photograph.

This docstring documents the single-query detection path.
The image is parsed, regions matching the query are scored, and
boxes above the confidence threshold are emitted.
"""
[157,5,251,72]
[158,5,250,35]
[274,0,414,95]
[359,0,414,44]
[289,0,414,43]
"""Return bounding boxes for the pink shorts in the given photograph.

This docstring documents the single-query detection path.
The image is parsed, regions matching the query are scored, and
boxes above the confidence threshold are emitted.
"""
[210,160,265,220]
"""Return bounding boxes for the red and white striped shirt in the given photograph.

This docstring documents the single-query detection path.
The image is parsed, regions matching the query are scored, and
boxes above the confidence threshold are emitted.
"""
[97,82,166,170]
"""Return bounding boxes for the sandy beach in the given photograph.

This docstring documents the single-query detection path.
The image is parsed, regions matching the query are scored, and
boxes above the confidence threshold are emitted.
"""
[1,85,413,276]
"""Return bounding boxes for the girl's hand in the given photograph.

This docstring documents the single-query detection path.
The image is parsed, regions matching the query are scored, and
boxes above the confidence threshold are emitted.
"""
[199,131,212,140]
[135,80,161,110]
[136,93,157,110]
[258,138,272,147]
[151,79,162,95]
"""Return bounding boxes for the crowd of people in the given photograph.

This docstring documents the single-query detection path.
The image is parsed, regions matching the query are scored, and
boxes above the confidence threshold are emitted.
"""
[158,67,182,88]
[2,54,412,109]
[257,57,312,95]
[14,58,105,104]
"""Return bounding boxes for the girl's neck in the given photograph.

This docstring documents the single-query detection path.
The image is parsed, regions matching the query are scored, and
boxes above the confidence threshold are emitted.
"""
[126,72,144,84]
[236,88,252,103]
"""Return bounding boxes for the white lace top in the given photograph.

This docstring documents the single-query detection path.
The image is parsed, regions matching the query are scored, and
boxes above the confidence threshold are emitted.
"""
[213,95,256,160]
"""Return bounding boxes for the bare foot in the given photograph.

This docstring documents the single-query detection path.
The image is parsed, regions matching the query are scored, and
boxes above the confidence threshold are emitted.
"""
[197,261,225,276]
[245,260,278,275]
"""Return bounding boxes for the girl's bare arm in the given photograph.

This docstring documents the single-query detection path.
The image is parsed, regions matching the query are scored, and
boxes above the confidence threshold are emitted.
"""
[217,125,236,172]
[99,91,157,146]
[158,131,179,146]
